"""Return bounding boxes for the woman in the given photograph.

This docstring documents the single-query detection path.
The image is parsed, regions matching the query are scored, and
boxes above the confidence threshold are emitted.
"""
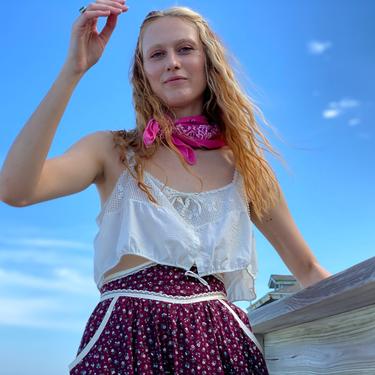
[0,1,331,374]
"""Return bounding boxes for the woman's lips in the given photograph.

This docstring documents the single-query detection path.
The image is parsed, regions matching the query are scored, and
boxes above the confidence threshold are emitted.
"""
[165,78,187,84]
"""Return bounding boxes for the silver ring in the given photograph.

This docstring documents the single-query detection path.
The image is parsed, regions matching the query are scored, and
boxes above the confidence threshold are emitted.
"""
[79,6,87,14]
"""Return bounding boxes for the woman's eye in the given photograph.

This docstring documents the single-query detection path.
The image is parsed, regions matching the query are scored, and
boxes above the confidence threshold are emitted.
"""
[151,52,163,58]
[150,47,193,59]
[179,47,193,53]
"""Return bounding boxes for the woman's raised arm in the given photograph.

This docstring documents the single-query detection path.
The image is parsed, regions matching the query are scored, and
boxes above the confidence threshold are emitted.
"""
[0,1,128,206]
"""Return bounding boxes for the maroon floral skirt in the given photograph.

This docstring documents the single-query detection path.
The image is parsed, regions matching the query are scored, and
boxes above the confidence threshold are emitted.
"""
[68,261,269,374]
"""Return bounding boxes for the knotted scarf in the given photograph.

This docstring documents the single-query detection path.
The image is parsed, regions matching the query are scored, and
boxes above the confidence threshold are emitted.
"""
[143,115,227,165]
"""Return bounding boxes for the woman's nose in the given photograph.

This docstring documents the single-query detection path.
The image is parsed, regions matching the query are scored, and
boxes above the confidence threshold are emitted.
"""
[166,51,181,70]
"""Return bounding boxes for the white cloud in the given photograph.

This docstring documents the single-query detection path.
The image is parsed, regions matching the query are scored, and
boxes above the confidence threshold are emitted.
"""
[330,98,360,109]
[0,267,97,296]
[0,248,90,267]
[348,118,361,127]
[0,297,60,323]
[0,236,91,251]
[323,108,341,119]
[0,232,100,332]
[307,40,332,55]
[322,97,360,120]
[0,268,99,331]
[0,297,85,332]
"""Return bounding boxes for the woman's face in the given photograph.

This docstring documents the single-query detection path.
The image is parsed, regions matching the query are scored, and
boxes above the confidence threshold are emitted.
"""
[141,16,207,118]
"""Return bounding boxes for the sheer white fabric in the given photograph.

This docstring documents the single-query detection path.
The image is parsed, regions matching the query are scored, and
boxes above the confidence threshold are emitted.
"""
[94,148,258,303]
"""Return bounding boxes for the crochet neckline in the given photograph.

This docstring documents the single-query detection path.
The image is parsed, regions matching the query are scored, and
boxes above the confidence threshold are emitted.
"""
[97,147,239,224]
[96,166,239,226]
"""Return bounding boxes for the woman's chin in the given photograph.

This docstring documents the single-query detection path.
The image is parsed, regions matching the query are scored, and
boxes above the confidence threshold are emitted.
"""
[163,97,197,109]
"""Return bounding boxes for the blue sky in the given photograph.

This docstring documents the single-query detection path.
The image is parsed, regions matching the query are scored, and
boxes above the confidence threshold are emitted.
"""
[0,1,374,373]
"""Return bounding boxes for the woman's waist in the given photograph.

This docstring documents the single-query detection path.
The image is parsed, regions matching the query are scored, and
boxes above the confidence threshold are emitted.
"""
[99,262,227,298]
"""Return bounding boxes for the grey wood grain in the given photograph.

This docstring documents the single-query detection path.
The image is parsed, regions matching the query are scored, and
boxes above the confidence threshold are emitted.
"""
[263,304,375,374]
[249,256,375,334]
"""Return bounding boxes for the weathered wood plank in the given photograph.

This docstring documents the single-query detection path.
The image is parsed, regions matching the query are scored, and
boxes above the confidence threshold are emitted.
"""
[264,304,375,374]
[249,256,375,334]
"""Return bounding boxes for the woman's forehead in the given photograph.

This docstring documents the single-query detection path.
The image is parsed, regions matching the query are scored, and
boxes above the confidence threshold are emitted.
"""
[142,17,199,54]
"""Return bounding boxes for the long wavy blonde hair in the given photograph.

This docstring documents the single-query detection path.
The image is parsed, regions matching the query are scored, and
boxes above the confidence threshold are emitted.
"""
[111,6,282,221]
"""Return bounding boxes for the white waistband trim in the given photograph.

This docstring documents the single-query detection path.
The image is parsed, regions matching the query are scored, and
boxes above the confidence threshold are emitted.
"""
[100,289,227,304]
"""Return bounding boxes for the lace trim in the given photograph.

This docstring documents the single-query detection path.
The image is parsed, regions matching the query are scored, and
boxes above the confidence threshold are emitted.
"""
[100,288,227,302]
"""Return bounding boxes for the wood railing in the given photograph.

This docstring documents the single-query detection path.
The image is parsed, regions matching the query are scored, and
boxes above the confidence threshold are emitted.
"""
[248,256,375,374]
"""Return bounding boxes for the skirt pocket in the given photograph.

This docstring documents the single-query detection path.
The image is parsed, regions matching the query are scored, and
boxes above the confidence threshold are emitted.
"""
[68,295,119,372]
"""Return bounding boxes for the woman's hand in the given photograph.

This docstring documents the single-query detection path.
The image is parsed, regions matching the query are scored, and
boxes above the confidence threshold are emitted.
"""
[64,0,129,76]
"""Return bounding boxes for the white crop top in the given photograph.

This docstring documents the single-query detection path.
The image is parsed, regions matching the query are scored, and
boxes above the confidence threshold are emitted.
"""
[94,148,258,303]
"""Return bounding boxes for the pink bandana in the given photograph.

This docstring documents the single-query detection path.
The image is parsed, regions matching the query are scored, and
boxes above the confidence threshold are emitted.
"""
[143,115,227,165]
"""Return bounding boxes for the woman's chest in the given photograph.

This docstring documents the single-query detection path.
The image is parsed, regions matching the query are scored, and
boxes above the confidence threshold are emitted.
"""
[142,145,235,192]
[97,142,235,207]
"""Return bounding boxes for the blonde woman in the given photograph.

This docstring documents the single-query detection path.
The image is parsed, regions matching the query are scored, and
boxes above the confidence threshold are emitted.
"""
[0,2,331,374]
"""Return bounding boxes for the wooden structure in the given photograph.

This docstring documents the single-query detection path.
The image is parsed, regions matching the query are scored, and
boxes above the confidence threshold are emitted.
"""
[251,274,303,310]
[248,256,375,374]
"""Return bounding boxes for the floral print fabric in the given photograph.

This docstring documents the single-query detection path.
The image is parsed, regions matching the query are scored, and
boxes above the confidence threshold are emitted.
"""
[69,263,269,374]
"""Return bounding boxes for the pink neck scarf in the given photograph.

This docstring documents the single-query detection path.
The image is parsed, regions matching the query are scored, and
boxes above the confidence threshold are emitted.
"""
[143,115,227,165]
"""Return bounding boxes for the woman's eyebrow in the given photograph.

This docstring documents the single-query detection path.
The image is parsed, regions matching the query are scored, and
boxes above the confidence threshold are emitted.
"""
[146,38,198,54]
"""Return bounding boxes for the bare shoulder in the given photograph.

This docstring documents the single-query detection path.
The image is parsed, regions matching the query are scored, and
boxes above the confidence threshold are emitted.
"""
[94,130,129,206]
[82,130,116,182]
[96,129,118,154]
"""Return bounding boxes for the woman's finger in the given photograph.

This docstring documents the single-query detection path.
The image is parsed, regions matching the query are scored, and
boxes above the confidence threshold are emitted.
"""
[98,3,129,43]
[83,2,124,15]
[74,2,127,29]
[92,0,128,14]
[66,0,128,74]
[96,0,127,10]
[98,12,119,43]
